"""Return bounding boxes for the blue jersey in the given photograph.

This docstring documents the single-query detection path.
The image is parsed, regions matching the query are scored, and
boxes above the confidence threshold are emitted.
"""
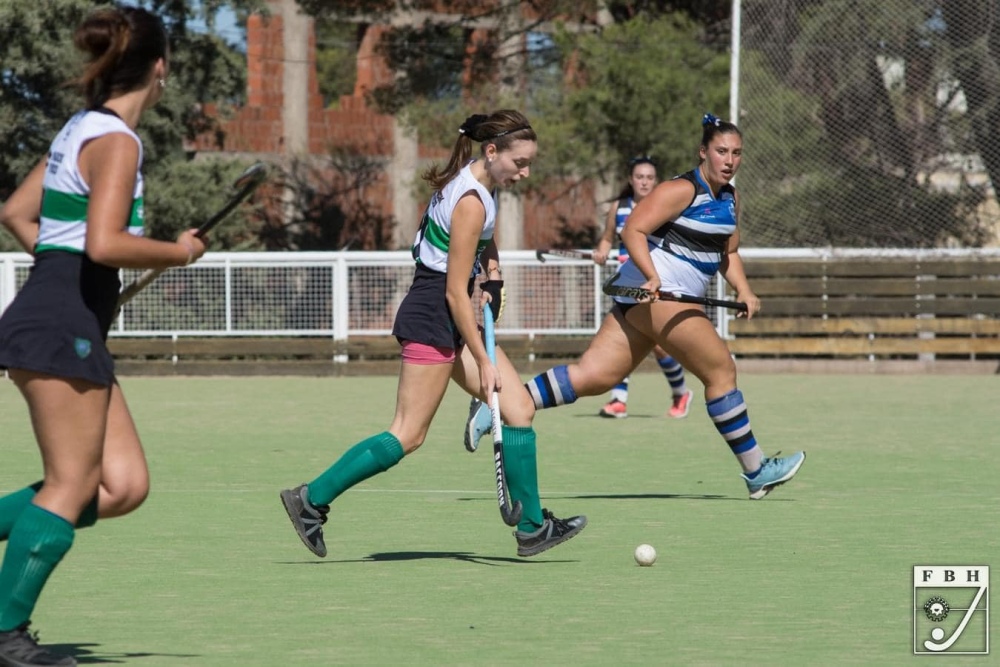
[613,196,635,258]
[648,169,736,277]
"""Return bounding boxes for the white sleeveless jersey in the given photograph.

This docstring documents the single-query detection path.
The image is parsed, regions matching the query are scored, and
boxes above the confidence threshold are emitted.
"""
[36,110,145,254]
[411,163,496,275]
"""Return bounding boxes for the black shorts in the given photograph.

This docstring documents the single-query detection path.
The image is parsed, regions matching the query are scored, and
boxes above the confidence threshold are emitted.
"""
[392,264,473,349]
[0,251,119,386]
[613,301,639,316]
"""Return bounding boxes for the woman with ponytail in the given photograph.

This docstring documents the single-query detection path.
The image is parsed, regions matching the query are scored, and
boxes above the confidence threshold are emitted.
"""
[281,110,586,559]
[520,114,807,500]
[0,7,205,665]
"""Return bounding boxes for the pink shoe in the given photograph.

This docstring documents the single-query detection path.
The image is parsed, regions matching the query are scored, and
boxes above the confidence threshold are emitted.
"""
[668,390,693,419]
[599,399,628,419]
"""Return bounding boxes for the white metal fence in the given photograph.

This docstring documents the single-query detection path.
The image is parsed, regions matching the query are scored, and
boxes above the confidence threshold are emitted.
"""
[0,250,700,339]
[3,248,997,341]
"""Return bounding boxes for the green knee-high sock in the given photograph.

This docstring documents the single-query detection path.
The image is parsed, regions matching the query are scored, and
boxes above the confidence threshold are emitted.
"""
[501,426,545,532]
[0,503,75,631]
[0,482,42,542]
[0,483,97,542]
[307,432,405,506]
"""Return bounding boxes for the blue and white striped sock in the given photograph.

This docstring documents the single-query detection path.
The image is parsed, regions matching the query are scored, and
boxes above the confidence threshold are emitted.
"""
[525,365,578,409]
[610,376,629,403]
[658,356,688,398]
[706,389,763,474]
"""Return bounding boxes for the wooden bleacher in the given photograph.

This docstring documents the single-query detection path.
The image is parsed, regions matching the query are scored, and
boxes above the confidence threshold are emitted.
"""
[728,257,1000,360]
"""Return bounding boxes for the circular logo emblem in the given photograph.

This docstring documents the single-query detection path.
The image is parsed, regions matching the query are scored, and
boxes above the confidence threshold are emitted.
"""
[923,596,950,622]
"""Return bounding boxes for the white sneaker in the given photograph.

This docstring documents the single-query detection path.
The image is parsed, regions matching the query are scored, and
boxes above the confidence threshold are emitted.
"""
[464,397,492,452]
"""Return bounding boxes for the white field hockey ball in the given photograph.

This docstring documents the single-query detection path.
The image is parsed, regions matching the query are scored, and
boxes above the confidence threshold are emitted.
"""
[634,543,656,566]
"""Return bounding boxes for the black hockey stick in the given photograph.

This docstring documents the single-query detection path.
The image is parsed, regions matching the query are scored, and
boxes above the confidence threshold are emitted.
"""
[602,274,748,312]
[116,162,269,307]
[482,302,523,527]
[535,248,594,263]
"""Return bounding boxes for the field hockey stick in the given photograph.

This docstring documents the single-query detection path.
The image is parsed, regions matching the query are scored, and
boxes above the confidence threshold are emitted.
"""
[602,274,748,312]
[482,302,523,527]
[116,162,269,308]
[535,248,594,263]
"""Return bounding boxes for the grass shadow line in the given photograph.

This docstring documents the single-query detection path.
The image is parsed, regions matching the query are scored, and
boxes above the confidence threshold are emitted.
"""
[278,551,577,566]
[45,643,200,665]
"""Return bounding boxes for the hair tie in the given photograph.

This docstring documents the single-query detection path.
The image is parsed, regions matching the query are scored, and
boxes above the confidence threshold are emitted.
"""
[702,113,721,127]
[458,114,490,140]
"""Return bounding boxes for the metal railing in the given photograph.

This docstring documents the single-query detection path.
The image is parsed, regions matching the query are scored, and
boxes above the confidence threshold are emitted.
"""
[4,248,998,341]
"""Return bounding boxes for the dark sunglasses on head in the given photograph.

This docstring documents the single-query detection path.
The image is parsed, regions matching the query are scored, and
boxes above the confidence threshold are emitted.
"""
[628,155,656,168]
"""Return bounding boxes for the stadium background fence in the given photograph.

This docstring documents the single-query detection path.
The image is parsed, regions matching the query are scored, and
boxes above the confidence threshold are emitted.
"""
[3,248,997,345]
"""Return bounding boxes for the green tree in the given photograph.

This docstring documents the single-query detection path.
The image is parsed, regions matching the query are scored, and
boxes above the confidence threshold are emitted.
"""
[314,18,359,107]
[554,14,729,180]
[739,0,993,247]
[0,0,265,251]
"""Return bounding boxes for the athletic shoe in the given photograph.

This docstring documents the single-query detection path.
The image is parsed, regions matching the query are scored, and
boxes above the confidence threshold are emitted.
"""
[668,389,694,419]
[280,484,330,557]
[598,399,627,419]
[742,451,807,500]
[514,509,588,557]
[463,397,491,453]
[0,623,76,667]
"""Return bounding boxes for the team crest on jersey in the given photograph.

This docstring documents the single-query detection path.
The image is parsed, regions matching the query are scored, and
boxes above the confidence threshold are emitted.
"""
[74,337,92,359]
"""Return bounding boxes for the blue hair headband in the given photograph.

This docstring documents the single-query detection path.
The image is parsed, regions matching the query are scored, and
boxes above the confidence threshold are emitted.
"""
[702,113,721,127]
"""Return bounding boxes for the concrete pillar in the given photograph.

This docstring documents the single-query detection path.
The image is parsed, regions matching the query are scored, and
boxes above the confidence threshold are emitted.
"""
[391,119,420,249]
[497,191,524,249]
[495,1,526,251]
[280,0,310,156]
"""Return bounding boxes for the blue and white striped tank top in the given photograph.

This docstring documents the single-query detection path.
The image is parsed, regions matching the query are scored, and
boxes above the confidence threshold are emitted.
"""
[649,169,736,276]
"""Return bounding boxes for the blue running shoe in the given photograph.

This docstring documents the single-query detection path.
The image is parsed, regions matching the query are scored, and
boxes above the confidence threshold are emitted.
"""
[742,451,806,499]
[464,397,492,453]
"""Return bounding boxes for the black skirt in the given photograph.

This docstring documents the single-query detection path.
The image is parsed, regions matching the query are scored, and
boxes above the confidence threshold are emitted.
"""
[392,264,474,349]
[0,251,120,386]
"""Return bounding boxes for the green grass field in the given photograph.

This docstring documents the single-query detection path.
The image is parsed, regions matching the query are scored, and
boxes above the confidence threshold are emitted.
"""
[1,372,996,666]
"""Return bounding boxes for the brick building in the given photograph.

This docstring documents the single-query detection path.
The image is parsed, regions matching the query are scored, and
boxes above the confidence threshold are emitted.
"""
[188,0,604,251]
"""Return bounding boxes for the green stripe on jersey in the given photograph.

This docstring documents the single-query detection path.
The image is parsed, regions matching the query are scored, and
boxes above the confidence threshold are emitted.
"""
[41,190,143,230]
[35,244,84,254]
[40,189,88,222]
[423,216,450,252]
[129,197,144,229]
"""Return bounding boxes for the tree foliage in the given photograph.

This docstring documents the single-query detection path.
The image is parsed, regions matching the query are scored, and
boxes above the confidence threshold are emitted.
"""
[314,19,359,107]
[556,15,729,179]
[256,152,396,252]
[0,0,265,252]
[739,0,998,247]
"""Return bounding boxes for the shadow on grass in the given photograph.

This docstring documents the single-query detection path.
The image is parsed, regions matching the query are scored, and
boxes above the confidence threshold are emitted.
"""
[279,551,577,566]
[457,492,782,503]
[575,413,670,419]
[46,643,199,664]
[559,493,794,502]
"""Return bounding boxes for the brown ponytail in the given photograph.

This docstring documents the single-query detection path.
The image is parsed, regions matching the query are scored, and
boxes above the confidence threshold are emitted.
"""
[73,6,168,109]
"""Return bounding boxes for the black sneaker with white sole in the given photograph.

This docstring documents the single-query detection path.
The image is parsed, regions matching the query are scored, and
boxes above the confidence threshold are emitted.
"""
[280,484,330,558]
[0,623,76,667]
[514,509,587,557]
